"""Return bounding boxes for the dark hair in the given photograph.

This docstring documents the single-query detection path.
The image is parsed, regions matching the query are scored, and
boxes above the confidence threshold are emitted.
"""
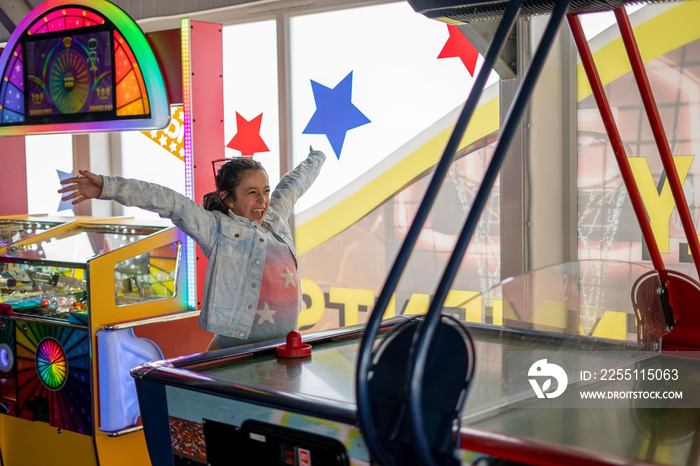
[202,157,267,214]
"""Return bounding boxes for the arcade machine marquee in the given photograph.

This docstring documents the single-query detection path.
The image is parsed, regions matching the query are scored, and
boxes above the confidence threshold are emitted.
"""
[0,0,169,135]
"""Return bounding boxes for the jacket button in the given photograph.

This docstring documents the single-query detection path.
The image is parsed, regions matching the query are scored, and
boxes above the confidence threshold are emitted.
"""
[252,283,256,288]
[248,305,253,310]
[255,260,260,265]
[259,238,264,242]
[235,234,239,238]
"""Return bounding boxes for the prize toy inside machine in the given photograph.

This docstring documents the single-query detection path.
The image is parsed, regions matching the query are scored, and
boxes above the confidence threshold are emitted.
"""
[0,0,223,464]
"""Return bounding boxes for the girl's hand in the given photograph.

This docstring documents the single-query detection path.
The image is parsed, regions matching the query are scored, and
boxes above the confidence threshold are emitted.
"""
[58,170,104,205]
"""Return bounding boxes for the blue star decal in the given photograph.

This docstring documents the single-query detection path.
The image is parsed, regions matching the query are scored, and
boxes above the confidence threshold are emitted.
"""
[303,71,370,159]
[56,169,75,213]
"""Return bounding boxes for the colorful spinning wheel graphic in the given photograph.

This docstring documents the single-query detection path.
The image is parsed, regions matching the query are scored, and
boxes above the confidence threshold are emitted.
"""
[16,322,91,434]
[49,48,90,114]
[35,337,68,390]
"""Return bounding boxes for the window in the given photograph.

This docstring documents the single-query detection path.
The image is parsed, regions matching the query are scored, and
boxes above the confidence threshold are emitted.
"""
[25,134,73,215]
[223,20,280,186]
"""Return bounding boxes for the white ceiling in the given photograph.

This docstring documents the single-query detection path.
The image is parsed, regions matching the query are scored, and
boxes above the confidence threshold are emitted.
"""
[0,0,389,43]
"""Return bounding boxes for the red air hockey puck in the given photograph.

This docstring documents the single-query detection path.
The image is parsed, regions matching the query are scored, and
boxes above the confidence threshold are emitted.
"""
[277,331,311,358]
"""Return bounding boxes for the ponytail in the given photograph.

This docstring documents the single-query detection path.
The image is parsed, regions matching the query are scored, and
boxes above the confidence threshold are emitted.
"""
[202,191,229,214]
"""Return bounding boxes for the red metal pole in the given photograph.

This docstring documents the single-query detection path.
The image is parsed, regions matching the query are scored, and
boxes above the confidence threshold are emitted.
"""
[614,8,700,277]
[567,14,665,271]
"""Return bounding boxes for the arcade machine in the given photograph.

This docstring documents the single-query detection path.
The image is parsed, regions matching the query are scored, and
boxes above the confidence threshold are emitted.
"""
[0,0,222,465]
[131,0,700,465]
[0,215,216,466]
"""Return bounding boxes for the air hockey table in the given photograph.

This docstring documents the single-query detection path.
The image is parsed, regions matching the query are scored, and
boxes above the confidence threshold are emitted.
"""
[131,260,700,466]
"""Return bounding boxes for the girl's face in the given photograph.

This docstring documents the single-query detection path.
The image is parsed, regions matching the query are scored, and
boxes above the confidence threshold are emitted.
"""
[225,169,270,225]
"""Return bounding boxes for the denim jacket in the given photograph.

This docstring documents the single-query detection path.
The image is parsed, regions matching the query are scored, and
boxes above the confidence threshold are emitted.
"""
[99,150,326,339]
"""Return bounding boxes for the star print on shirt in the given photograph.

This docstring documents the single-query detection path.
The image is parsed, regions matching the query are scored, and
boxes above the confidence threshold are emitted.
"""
[302,71,371,160]
[438,25,480,77]
[280,267,296,289]
[246,231,299,342]
[257,302,277,325]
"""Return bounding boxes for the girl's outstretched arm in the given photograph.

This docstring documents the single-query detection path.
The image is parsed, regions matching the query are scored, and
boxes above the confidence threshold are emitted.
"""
[59,171,219,256]
[271,147,326,219]
[58,170,104,204]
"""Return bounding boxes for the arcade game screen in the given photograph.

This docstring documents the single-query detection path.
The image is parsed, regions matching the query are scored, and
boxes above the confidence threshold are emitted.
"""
[24,29,114,121]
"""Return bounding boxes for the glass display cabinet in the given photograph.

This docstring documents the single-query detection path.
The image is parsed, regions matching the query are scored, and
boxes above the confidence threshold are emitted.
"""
[1,220,178,320]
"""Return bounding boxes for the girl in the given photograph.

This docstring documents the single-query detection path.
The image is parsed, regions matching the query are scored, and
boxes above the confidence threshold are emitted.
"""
[60,148,326,349]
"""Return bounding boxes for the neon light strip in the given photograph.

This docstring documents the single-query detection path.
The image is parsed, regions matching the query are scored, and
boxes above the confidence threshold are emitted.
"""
[181,17,196,310]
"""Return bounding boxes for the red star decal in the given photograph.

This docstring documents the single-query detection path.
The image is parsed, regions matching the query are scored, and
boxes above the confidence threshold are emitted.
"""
[226,112,270,156]
[437,25,479,77]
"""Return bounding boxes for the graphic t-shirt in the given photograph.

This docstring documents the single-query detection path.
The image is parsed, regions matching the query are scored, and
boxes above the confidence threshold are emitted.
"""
[213,230,301,347]
[246,230,300,343]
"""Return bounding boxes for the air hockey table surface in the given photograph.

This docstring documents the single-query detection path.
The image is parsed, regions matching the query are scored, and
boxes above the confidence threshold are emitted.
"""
[132,260,700,466]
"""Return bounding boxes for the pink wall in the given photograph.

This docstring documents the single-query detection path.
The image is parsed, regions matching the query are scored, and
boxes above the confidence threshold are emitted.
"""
[0,136,27,216]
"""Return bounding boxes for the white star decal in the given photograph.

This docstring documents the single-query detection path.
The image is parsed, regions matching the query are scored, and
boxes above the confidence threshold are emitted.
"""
[169,141,178,152]
[280,267,296,289]
[158,134,167,146]
[256,302,276,325]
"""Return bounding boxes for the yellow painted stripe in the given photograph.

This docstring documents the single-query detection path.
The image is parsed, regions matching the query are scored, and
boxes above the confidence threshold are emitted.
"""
[577,1,700,101]
[296,96,500,255]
